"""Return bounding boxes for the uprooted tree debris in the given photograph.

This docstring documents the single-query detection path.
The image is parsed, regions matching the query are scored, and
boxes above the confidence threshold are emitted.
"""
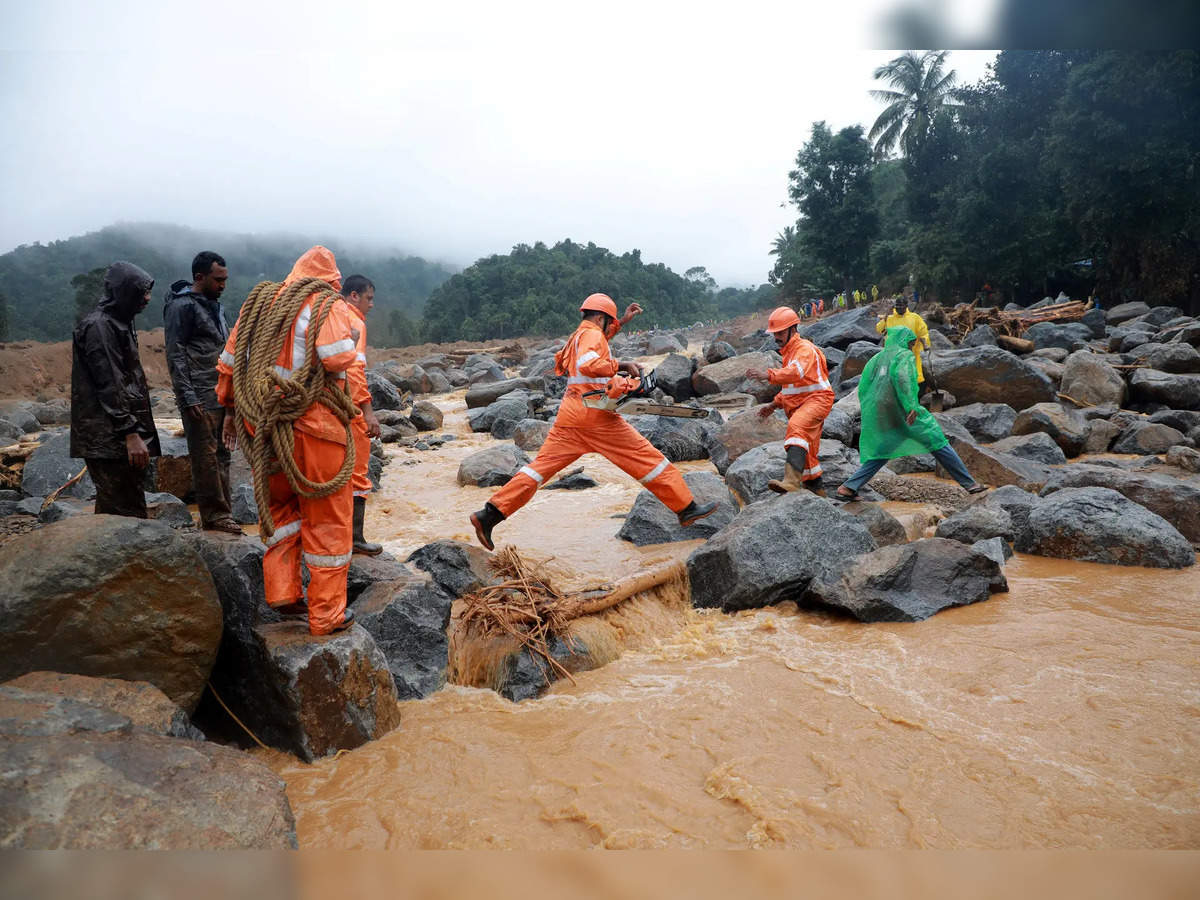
[931,300,1092,342]
[456,547,686,684]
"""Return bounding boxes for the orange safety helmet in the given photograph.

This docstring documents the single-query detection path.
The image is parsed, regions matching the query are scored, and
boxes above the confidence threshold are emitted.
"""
[766,306,800,333]
[580,292,619,319]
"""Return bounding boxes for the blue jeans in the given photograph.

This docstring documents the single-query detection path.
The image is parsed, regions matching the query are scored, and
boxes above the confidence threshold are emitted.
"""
[842,444,975,493]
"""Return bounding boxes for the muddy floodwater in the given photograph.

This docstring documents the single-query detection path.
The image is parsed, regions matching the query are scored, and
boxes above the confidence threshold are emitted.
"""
[269,394,1200,849]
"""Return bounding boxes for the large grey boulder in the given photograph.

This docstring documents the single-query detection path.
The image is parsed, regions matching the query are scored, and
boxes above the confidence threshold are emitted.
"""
[1038,463,1200,543]
[20,431,96,500]
[934,505,1015,544]
[0,400,40,434]
[703,341,737,364]
[465,377,546,409]
[705,407,787,475]
[231,482,259,524]
[0,517,222,713]
[1111,422,1187,455]
[1129,369,1200,410]
[466,392,533,436]
[1113,326,1159,354]
[409,401,444,431]
[938,402,1017,443]
[691,351,781,399]
[375,361,432,394]
[798,306,881,349]
[456,445,530,487]
[990,432,1068,466]
[407,540,494,598]
[949,437,1054,491]
[647,333,686,355]
[1106,301,1151,325]
[512,418,552,451]
[627,414,710,462]
[1130,342,1200,374]
[929,347,1056,409]
[347,552,412,605]
[653,353,696,401]
[1149,409,1200,434]
[1015,487,1194,568]
[840,341,881,380]
[962,324,998,347]
[617,471,738,546]
[355,574,454,700]
[805,538,1005,622]
[1083,418,1123,453]
[1011,403,1088,457]
[687,492,877,612]
[366,370,404,411]
[842,502,908,547]
[1060,351,1127,408]
[1024,321,1095,351]
[1131,306,1185,328]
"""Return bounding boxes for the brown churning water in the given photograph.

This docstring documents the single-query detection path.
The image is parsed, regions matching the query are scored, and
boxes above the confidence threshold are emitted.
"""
[266,394,1200,849]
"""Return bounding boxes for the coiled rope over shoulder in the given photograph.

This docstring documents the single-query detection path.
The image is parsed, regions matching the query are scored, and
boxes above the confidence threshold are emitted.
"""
[231,277,359,538]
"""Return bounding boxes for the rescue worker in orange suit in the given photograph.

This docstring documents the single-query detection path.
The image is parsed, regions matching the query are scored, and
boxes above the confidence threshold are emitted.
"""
[469,293,718,550]
[745,306,835,496]
[341,274,384,556]
[215,246,360,635]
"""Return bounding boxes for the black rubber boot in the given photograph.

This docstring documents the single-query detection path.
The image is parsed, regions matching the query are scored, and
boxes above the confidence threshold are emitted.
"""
[677,500,718,527]
[328,608,356,634]
[802,476,826,497]
[470,502,505,551]
[352,496,383,556]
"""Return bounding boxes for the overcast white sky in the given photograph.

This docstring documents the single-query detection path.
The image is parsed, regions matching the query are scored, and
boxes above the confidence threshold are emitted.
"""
[0,1,997,285]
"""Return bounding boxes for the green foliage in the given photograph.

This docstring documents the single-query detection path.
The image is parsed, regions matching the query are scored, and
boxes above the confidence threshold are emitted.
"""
[787,123,879,291]
[72,267,107,323]
[387,309,423,347]
[0,223,456,342]
[868,51,961,160]
[421,240,720,343]
[0,289,8,342]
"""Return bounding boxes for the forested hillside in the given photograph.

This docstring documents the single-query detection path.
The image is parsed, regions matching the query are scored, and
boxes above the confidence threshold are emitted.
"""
[771,50,1200,313]
[0,223,457,342]
[420,240,775,343]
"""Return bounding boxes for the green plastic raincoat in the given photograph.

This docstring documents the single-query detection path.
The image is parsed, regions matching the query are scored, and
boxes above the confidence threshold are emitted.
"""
[857,326,949,461]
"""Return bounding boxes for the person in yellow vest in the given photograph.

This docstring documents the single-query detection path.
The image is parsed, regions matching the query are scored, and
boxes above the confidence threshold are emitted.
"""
[875,294,931,383]
[871,284,879,304]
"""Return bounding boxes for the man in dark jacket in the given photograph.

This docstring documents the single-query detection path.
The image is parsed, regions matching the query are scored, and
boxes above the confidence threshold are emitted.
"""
[71,261,161,517]
[164,250,240,533]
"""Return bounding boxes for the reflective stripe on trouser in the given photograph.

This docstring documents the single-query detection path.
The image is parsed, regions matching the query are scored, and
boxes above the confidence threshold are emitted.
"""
[488,416,694,517]
[351,415,372,498]
[263,429,354,635]
[782,392,835,481]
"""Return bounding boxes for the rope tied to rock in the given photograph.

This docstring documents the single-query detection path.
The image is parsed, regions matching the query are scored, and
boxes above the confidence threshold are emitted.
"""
[231,277,358,538]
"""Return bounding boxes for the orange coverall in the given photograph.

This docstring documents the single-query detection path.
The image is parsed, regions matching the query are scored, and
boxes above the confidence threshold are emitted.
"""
[216,246,360,635]
[487,319,694,518]
[347,305,372,500]
[768,332,835,482]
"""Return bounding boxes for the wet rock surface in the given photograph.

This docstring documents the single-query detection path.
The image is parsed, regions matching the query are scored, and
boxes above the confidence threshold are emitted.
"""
[407,540,495,598]
[627,414,711,462]
[1129,369,1200,410]
[806,538,1005,622]
[934,505,1015,544]
[688,492,877,612]
[0,516,222,713]
[1015,486,1194,568]
[617,471,738,546]
[20,431,95,500]
[989,432,1068,465]
[706,407,787,475]
[938,402,1017,443]
[841,502,909,547]
[457,444,530,487]
[1011,402,1088,457]
[692,351,781,398]
[1038,463,1200,544]
[930,347,1056,409]
[653,353,696,401]
[355,575,454,701]
[347,552,412,605]
[948,437,1054,492]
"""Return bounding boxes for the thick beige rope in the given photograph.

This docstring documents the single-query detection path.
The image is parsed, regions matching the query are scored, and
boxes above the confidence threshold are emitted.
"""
[231,278,358,538]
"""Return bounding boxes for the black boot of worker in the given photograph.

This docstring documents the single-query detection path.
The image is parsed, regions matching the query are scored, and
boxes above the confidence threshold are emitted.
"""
[352,496,383,556]
[470,502,505,551]
[677,500,718,527]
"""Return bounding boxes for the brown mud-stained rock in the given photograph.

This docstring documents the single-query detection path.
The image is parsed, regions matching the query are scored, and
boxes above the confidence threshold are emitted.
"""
[253,622,402,762]
[929,346,1056,409]
[456,444,530,487]
[465,377,547,409]
[618,471,738,546]
[0,516,222,713]
[691,351,781,400]
[705,407,787,475]
[1011,402,1088,457]
[409,400,444,431]
[0,729,297,849]
[152,430,193,499]
[842,502,909,547]
[0,672,202,740]
[947,436,1054,492]
[355,575,454,700]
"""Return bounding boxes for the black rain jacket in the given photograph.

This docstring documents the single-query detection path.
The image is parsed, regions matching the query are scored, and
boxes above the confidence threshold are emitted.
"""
[163,279,228,410]
[70,261,162,460]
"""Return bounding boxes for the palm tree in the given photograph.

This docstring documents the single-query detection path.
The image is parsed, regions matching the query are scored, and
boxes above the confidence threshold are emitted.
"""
[868,51,960,160]
[770,225,796,256]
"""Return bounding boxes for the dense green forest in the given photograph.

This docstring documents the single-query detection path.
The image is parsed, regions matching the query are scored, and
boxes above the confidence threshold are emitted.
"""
[0,223,457,343]
[420,240,776,343]
[771,50,1200,313]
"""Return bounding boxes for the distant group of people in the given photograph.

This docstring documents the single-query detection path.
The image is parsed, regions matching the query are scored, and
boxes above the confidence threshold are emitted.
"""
[71,248,385,636]
[798,285,881,320]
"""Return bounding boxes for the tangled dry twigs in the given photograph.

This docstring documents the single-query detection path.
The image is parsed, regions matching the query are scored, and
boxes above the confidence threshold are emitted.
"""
[935,300,1091,341]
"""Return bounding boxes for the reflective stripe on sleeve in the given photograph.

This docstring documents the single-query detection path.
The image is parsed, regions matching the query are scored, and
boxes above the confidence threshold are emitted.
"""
[518,465,543,484]
[639,459,670,484]
[291,304,312,370]
[274,365,293,379]
[219,350,236,367]
[567,375,611,385]
[317,338,357,359]
[355,353,367,363]
[577,350,600,365]
[304,551,353,568]
[262,519,301,547]
[780,380,831,395]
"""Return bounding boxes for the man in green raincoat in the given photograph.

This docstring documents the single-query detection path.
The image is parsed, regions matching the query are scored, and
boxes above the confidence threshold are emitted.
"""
[835,326,987,500]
